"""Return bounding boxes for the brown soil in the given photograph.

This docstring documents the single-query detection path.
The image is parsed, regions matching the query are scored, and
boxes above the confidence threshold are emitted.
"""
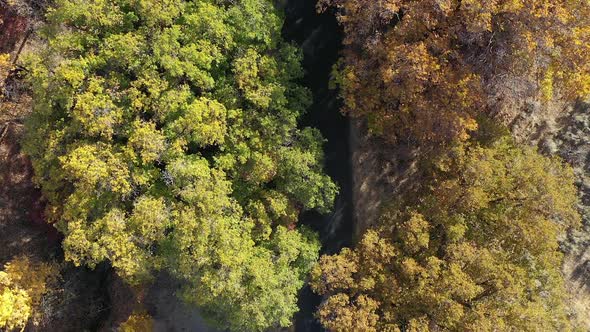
[0,6,29,54]
[0,121,59,263]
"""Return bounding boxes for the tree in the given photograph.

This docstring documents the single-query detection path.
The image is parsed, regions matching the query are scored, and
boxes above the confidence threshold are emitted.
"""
[311,136,580,331]
[0,54,10,82]
[119,310,154,332]
[23,0,337,329]
[319,0,590,145]
[0,257,57,331]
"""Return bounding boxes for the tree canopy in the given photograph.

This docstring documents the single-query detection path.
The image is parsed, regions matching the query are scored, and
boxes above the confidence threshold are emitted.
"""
[23,0,337,330]
[0,257,57,331]
[311,136,580,331]
[319,0,590,144]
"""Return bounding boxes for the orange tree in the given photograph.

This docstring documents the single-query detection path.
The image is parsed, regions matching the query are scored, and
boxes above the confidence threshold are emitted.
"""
[311,135,580,331]
[319,0,590,144]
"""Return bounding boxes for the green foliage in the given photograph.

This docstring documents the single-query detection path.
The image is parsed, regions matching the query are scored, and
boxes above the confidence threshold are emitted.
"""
[23,0,336,329]
[311,136,580,331]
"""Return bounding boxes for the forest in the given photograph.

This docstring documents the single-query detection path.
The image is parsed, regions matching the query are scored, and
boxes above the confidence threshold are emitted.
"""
[1,0,590,331]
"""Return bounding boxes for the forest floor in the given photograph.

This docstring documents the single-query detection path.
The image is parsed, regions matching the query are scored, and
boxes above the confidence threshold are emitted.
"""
[0,119,55,264]
[144,274,218,331]
[563,252,590,328]
[349,119,420,237]
[552,101,590,329]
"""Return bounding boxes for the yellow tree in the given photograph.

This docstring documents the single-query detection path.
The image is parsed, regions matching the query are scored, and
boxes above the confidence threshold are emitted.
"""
[0,257,57,330]
[23,0,337,329]
[119,310,154,332]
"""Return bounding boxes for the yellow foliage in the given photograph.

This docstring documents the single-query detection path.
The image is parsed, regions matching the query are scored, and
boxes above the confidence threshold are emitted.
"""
[0,54,11,82]
[119,310,154,332]
[0,285,31,331]
[0,257,58,331]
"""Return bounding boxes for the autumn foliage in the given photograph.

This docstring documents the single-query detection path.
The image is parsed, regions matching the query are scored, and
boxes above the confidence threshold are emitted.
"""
[0,257,57,330]
[310,3,590,326]
[319,0,590,144]
[311,136,580,331]
[10,0,590,330]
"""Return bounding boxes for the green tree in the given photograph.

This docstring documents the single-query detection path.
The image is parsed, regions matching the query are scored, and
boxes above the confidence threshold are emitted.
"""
[311,136,580,331]
[23,0,337,329]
